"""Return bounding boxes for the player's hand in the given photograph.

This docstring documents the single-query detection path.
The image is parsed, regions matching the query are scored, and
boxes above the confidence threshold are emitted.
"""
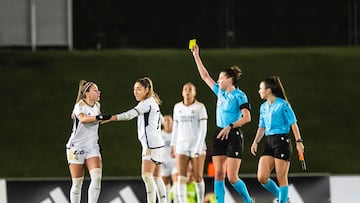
[251,142,258,156]
[170,146,176,158]
[216,126,231,140]
[96,112,112,120]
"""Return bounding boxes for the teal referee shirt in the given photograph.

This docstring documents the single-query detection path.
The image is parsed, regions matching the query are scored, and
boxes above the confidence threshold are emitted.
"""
[259,97,297,136]
[212,83,250,128]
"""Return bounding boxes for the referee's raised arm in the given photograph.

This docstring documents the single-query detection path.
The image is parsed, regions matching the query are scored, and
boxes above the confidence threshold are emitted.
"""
[191,45,216,89]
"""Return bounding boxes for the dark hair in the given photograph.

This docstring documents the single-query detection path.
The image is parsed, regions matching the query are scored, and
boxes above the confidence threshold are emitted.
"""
[263,76,288,101]
[136,77,162,105]
[221,66,242,86]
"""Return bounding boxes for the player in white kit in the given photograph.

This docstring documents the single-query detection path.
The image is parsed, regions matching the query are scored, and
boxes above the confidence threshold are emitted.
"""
[66,80,112,203]
[109,77,167,203]
[160,115,178,203]
[170,83,208,203]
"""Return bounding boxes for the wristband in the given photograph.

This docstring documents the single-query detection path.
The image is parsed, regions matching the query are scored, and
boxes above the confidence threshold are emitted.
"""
[296,138,303,143]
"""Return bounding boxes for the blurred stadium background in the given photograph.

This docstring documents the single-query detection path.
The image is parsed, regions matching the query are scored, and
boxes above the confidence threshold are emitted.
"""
[0,0,359,202]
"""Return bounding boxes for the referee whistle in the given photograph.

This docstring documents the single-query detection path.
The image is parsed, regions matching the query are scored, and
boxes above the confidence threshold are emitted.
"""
[298,151,307,171]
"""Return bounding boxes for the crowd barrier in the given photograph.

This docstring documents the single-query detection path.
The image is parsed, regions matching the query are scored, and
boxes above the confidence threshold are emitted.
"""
[0,174,359,203]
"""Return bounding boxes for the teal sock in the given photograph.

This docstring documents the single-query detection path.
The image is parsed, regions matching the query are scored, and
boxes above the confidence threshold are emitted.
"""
[279,186,289,203]
[262,178,280,198]
[231,179,252,203]
[214,180,225,203]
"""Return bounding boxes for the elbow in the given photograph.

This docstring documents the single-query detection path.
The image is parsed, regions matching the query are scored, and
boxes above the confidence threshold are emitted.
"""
[243,115,251,125]
[200,73,210,82]
[200,74,208,81]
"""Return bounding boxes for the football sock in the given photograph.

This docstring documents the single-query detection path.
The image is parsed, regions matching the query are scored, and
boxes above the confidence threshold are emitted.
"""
[142,172,157,203]
[70,176,84,203]
[279,186,289,203]
[195,179,205,203]
[214,180,225,203]
[262,178,280,198]
[88,168,102,203]
[231,179,253,203]
[154,176,167,203]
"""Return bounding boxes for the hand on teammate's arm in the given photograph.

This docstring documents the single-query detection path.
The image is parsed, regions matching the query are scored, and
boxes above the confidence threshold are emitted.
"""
[96,112,112,120]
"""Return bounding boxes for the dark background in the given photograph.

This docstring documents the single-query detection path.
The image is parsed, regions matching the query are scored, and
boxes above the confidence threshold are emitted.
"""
[73,0,358,49]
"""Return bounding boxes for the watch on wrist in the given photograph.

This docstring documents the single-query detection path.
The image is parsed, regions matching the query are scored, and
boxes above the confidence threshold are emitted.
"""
[229,123,234,129]
[296,138,304,143]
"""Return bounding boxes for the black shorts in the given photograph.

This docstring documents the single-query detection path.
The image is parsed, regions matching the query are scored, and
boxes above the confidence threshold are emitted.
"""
[262,134,292,161]
[212,127,244,159]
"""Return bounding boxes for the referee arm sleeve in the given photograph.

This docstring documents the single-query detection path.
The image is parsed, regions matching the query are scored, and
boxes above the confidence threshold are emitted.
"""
[116,109,139,121]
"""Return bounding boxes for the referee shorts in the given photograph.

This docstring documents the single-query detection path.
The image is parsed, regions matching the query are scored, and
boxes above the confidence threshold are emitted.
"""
[212,127,244,159]
[262,134,293,161]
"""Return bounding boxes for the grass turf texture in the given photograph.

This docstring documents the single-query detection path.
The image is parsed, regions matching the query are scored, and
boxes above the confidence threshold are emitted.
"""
[0,47,359,177]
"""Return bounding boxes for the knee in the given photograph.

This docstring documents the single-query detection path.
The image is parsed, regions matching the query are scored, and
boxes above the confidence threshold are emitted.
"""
[90,168,102,180]
[194,174,203,183]
[227,175,238,184]
[276,176,288,186]
[142,172,153,182]
[142,172,156,190]
[71,176,84,194]
[89,168,102,189]
[214,169,226,180]
[257,173,269,185]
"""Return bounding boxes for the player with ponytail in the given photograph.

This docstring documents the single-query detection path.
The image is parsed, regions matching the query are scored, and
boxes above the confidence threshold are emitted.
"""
[109,77,167,203]
[66,80,112,203]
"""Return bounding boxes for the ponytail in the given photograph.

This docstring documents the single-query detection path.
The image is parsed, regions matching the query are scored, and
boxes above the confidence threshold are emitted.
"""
[263,76,288,101]
[75,80,94,103]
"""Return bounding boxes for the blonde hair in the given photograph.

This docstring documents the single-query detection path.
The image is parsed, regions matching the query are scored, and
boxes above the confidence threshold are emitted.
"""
[136,77,162,105]
[75,80,94,102]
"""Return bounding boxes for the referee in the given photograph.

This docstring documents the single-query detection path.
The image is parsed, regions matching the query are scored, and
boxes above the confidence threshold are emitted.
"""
[251,76,305,203]
[191,45,253,203]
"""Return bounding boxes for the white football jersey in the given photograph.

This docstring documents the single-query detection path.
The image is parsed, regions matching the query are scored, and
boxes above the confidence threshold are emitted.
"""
[171,101,208,152]
[66,100,100,149]
[135,97,164,149]
[161,130,172,161]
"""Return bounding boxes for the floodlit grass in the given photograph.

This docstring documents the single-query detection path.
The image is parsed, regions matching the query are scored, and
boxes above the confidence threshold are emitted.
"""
[0,47,359,177]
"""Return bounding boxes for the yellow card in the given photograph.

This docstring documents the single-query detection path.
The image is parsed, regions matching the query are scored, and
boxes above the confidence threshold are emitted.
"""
[189,39,196,49]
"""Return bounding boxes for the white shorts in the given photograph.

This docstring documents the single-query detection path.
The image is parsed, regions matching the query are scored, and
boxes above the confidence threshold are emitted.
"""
[160,157,177,177]
[142,147,164,164]
[175,148,206,157]
[175,142,207,157]
[66,145,101,164]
